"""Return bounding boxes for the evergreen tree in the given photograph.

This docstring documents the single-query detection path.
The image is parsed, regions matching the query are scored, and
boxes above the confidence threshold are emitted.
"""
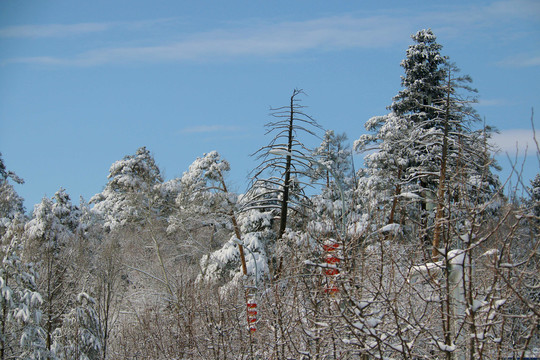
[354,112,418,227]
[309,130,360,245]
[1,214,48,359]
[390,29,448,229]
[90,146,163,231]
[354,31,447,233]
[310,130,353,192]
[174,151,234,230]
[528,173,540,218]
[0,153,25,238]
[168,151,240,263]
[355,30,500,247]
[0,153,23,186]
[24,189,81,352]
[390,29,447,123]
[51,292,102,360]
[198,181,275,287]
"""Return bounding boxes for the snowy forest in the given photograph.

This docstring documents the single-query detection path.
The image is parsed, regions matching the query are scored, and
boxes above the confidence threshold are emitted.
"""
[1,29,539,359]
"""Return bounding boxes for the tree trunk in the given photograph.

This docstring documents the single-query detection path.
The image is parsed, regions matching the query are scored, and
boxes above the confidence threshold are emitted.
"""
[432,69,452,260]
[388,166,402,225]
[277,92,295,241]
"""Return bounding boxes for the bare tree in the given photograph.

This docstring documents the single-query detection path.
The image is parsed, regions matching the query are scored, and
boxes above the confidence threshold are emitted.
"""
[247,88,321,278]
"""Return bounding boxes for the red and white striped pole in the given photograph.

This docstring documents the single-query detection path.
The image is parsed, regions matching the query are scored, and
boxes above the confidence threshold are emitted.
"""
[323,240,340,295]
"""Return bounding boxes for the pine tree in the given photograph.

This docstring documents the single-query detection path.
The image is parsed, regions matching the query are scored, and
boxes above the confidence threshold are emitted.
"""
[528,173,540,218]
[390,29,447,238]
[1,214,48,359]
[354,112,417,228]
[309,130,359,245]
[178,151,270,288]
[310,130,353,191]
[24,189,81,352]
[198,182,274,287]
[51,292,102,360]
[0,153,25,238]
[90,146,164,231]
[174,151,235,231]
[0,153,23,186]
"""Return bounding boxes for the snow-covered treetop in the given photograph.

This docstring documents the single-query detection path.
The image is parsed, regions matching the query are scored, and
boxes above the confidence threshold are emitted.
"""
[391,28,447,120]
[529,173,540,200]
[0,181,25,230]
[90,147,166,230]
[0,152,24,185]
[181,151,230,191]
[25,188,80,244]
[311,130,352,185]
[107,146,163,192]
[170,151,235,231]
[52,188,80,232]
[529,173,540,217]
[0,153,26,232]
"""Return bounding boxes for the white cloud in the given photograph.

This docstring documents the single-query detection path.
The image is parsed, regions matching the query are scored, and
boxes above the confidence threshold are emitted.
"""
[3,15,411,66]
[498,54,540,68]
[491,128,538,155]
[0,18,178,38]
[0,23,113,38]
[485,0,540,19]
[477,98,514,107]
[3,1,539,66]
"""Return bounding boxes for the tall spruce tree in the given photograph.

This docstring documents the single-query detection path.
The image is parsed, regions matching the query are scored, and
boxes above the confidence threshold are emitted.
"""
[355,29,447,231]
[355,29,499,247]
[391,29,447,124]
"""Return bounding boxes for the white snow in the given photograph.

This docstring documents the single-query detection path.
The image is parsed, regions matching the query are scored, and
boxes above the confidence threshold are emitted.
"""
[380,223,401,233]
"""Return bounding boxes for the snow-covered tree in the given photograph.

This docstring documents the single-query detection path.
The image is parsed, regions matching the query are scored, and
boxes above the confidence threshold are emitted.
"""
[249,89,322,239]
[182,152,271,288]
[198,186,274,287]
[173,151,235,230]
[91,146,164,231]
[0,153,25,238]
[390,28,446,123]
[24,189,81,352]
[51,292,102,360]
[1,214,48,359]
[528,173,540,218]
[0,153,23,186]
[166,152,241,265]
[246,89,322,279]
[310,130,355,201]
[355,30,500,248]
[357,29,447,231]
[77,198,122,360]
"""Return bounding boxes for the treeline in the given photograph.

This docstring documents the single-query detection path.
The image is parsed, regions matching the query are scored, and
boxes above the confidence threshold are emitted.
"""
[1,29,539,359]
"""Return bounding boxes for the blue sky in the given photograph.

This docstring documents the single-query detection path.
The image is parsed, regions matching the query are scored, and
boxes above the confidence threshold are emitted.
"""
[1,0,539,210]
